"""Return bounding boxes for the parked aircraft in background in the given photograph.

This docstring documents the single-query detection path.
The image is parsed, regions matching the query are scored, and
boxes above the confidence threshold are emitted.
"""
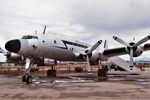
[4,26,150,83]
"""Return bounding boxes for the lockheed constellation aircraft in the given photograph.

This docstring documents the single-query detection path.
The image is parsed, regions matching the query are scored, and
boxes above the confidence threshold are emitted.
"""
[5,27,150,83]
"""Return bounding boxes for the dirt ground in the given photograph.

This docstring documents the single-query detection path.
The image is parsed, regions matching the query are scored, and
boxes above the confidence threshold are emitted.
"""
[0,67,150,100]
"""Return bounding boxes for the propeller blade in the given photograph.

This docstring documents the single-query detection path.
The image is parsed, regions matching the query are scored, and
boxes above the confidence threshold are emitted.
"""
[133,35,150,47]
[113,36,129,46]
[104,40,108,50]
[87,40,102,54]
[129,48,134,70]
[86,55,92,73]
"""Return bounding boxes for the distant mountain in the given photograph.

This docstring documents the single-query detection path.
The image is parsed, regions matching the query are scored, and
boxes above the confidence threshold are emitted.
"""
[134,57,150,62]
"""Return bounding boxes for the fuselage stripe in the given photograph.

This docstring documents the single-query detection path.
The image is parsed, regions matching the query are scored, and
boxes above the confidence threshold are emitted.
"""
[62,40,88,49]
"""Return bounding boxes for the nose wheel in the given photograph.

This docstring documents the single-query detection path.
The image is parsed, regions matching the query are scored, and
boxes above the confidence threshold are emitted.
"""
[22,58,35,84]
[47,66,57,77]
[22,73,32,84]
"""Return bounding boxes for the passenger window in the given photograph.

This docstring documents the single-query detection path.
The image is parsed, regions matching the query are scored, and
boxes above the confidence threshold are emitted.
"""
[21,35,38,39]
[70,48,73,51]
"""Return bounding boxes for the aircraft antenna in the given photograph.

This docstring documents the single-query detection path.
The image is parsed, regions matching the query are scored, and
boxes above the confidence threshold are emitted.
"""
[35,30,37,34]
[43,26,47,34]
[133,37,135,41]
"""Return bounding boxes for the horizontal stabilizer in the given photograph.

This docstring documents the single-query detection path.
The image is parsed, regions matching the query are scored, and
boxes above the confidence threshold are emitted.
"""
[109,57,140,72]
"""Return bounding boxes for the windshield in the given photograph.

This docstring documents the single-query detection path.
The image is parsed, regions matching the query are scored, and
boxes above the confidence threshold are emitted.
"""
[21,35,38,39]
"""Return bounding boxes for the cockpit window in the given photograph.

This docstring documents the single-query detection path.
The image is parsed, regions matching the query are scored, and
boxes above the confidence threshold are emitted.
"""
[21,35,38,39]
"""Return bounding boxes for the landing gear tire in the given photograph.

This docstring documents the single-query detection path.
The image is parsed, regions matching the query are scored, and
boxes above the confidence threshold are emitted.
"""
[97,66,108,81]
[98,69,107,77]
[22,73,33,84]
[97,68,108,81]
[47,69,57,77]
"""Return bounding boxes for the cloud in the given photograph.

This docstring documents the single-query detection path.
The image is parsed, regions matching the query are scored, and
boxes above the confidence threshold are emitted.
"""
[69,0,150,32]
[0,0,149,40]
[0,0,149,60]
[0,0,74,38]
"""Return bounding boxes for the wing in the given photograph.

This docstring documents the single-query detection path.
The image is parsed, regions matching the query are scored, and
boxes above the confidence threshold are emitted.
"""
[108,56,140,71]
[102,43,150,58]
[102,47,128,57]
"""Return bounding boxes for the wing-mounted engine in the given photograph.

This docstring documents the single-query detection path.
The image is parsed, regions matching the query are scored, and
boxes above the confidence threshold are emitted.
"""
[132,46,143,57]
[125,43,143,57]
[76,40,102,73]
[113,35,150,70]
[0,47,24,63]
[6,53,22,61]
[76,51,99,64]
[88,50,100,64]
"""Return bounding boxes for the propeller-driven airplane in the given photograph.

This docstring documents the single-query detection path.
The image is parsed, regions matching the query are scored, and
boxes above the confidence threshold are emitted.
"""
[4,27,150,83]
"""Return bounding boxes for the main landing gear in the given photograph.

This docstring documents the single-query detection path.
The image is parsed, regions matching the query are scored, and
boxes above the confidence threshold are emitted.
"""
[22,73,32,84]
[22,58,57,84]
[47,66,57,77]
[97,65,108,80]
[22,58,35,84]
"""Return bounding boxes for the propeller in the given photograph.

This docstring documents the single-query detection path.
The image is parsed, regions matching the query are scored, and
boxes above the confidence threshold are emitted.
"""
[113,35,150,70]
[85,40,102,74]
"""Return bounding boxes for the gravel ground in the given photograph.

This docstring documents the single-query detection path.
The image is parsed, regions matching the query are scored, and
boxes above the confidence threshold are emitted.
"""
[0,68,150,100]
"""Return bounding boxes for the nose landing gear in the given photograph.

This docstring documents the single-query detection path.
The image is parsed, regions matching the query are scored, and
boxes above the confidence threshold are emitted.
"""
[22,58,35,84]
[22,73,32,84]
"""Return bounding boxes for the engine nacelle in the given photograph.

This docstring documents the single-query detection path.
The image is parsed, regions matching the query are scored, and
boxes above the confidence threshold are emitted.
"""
[76,51,100,65]
[89,51,100,64]
[44,59,57,66]
[7,53,22,61]
[133,46,143,57]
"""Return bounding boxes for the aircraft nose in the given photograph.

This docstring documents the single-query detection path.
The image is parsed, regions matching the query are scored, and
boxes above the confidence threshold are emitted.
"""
[5,39,21,53]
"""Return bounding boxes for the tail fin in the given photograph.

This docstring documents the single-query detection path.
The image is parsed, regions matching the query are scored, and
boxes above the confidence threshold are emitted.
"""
[104,40,108,50]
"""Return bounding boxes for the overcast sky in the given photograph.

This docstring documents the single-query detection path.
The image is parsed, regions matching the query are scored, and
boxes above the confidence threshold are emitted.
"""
[0,0,150,60]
